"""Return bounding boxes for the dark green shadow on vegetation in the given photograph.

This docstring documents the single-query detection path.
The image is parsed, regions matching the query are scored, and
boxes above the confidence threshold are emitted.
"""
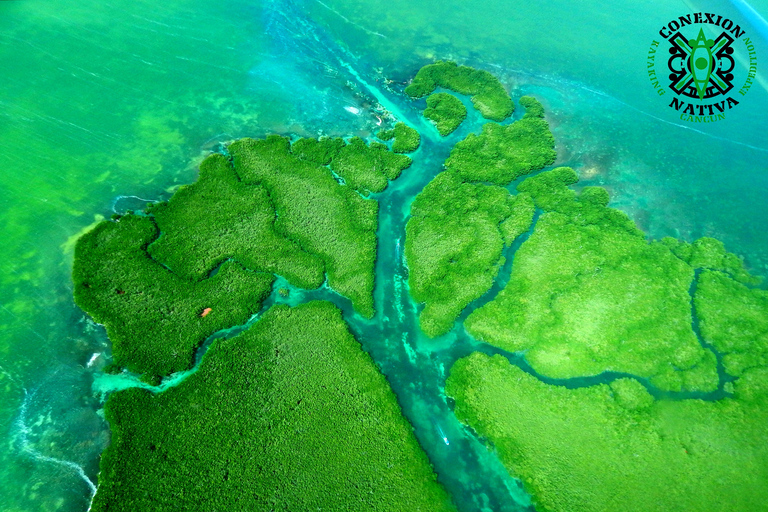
[229,134,403,318]
[147,153,324,287]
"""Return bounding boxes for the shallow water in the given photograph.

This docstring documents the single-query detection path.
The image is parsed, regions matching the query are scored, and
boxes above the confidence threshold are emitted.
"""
[1,0,767,510]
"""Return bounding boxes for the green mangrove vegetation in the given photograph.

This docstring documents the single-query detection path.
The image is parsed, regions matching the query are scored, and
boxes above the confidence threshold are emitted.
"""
[446,352,768,512]
[518,95,545,118]
[74,130,409,379]
[291,136,346,165]
[92,301,455,512]
[444,96,555,185]
[499,192,535,246]
[405,171,534,338]
[147,153,324,287]
[330,136,412,194]
[75,59,768,512]
[466,167,719,392]
[404,92,552,338]
[662,236,761,285]
[423,92,467,136]
[73,214,274,378]
[230,135,385,317]
[695,269,768,376]
[75,128,415,385]
[377,122,421,153]
[404,61,514,121]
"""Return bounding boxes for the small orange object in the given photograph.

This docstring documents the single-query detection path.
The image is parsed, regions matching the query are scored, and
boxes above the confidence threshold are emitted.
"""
[200,307,212,317]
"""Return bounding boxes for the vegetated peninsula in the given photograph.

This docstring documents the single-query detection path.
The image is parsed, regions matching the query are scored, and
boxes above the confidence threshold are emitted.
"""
[423,92,467,136]
[377,121,421,153]
[405,172,534,338]
[73,213,275,378]
[443,95,556,185]
[440,145,768,511]
[75,133,416,380]
[75,127,453,510]
[92,301,455,512]
[330,136,413,193]
[405,96,548,337]
[404,60,514,121]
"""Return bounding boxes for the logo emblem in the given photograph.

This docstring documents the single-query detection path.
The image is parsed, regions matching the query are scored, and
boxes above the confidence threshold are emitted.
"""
[647,13,758,123]
[668,28,735,100]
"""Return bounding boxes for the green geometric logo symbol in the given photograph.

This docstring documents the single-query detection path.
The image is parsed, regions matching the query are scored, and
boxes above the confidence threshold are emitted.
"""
[689,28,714,99]
[668,27,735,100]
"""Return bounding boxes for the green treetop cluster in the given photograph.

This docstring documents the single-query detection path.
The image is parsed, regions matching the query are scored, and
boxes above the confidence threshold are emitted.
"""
[330,136,412,194]
[404,60,514,121]
[92,301,455,512]
[291,136,346,165]
[466,167,725,392]
[661,235,761,285]
[444,96,556,185]
[75,132,412,379]
[73,214,274,378]
[376,122,421,153]
[695,270,768,376]
[147,153,324,287]
[405,171,535,337]
[423,92,467,136]
[405,93,552,338]
[518,95,545,118]
[446,352,768,512]
[230,135,403,318]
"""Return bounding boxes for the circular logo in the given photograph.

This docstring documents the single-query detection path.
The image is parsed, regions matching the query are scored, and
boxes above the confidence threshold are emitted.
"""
[647,13,758,123]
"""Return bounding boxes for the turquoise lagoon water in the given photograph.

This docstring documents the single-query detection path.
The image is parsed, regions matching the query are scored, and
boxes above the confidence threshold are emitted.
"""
[1,0,767,510]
